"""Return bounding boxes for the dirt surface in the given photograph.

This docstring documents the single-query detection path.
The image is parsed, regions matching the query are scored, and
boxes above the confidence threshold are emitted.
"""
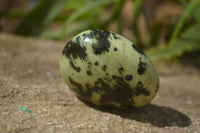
[0,33,200,133]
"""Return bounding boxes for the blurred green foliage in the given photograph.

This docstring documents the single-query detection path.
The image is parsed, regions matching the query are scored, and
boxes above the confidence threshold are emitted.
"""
[8,0,200,61]
[15,0,69,36]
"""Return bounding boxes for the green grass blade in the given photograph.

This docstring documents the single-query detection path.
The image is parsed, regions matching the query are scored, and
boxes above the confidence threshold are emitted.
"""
[147,24,200,61]
[132,0,145,49]
[60,0,120,39]
[170,0,200,43]
[192,6,200,22]
[15,0,68,36]
[41,21,91,39]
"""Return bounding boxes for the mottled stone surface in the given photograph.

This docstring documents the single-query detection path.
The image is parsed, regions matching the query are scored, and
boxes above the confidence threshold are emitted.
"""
[60,30,159,108]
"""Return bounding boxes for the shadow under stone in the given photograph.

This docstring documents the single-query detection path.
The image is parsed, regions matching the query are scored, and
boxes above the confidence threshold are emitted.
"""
[79,98,191,127]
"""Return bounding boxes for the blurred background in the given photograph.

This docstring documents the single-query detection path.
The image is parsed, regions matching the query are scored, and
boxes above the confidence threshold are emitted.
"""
[0,0,200,66]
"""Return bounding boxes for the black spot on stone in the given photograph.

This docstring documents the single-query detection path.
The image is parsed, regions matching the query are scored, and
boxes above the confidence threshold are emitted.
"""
[87,62,92,75]
[70,60,81,72]
[125,75,133,81]
[90,29,111,55]
[82,75,151,106]
[85,79,111,100]
[83,74,136,107]
[134,81,150,96]
[155,84,159,93]
[111,32,121,40]
[62,40,87,60]
[102,65,107,71]
[81,33,87,39]
[75,36,81,45]
[103,76,112,82]
[82,33,93,40]
[94,61,99,66]
[156,84,159,89]
[99,75,135,105]
[106,73,108,76]
[92,76,135,106]
[69,77,82,90]
[87,70,92,75]
[137,57,147,75]
[119,67,124,75]
[114,47,118,51]
[132,43,145,56]
[69,77,92,100]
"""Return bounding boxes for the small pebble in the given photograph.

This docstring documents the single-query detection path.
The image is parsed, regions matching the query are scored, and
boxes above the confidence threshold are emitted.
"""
[187,100,192,105]
[49,128,54,132]
[33,85,38,89]
[28,69,33,73]
[46,72,52,77]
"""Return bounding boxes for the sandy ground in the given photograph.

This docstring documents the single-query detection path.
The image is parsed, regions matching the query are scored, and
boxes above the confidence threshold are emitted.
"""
[0,33,199,133]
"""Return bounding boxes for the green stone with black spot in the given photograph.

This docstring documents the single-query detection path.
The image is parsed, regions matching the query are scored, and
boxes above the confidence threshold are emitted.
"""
[60,29,159,108]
